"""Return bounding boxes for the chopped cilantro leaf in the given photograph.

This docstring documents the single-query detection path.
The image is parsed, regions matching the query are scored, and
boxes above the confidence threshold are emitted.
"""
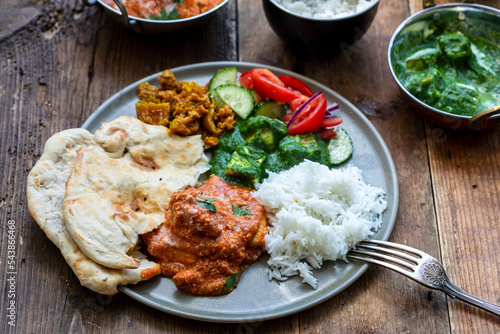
[224,272,239,290]
[196,197,217,212]
[168,8,181,20]
[149,8,181,21]
[232,204,252,216]
[198,197,216,203]
[230,197,252,216]
[174,0,184,3]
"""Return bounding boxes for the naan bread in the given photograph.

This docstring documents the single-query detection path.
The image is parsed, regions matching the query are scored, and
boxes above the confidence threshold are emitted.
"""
[27,128,159,294]
[27,116,208,294]
[27,128,96,242]
[63,147,142,269]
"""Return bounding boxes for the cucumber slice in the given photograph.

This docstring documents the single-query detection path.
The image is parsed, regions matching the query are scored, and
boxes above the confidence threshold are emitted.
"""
[208,67,238,107]
[253,101,285,119]
[215,84,255,119]
[328,128,353,165]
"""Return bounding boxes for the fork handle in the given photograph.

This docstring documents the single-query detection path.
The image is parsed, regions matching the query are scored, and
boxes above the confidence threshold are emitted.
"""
[443,284,500,316]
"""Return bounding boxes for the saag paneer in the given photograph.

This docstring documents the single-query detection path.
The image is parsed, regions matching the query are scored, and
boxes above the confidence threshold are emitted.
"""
[394,31,500,116]
[210,115,332,187]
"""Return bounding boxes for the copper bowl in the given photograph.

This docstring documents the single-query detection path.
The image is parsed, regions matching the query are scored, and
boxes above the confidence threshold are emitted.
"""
[83,0,229,34]
[388,3,500,131]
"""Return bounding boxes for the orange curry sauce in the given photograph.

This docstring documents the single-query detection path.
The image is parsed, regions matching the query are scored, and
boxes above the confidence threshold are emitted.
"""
[143,175,268,296]
[102,0,225,19]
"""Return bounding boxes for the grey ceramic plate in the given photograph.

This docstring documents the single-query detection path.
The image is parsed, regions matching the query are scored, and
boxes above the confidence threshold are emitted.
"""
[82,61,398,323]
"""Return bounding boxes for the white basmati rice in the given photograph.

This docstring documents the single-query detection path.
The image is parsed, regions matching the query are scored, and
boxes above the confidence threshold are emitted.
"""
[253,160,387,288]
[272,0,376,19]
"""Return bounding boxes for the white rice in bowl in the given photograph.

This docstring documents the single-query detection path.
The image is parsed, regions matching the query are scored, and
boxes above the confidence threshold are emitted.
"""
[272,0,376,19]
[253,160,387,288]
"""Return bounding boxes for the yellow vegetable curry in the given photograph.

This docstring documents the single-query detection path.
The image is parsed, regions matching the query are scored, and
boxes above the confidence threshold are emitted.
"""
[136,69,235,148]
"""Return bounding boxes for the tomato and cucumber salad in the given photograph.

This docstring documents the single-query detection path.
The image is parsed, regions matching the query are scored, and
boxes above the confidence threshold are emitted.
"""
[207,66,353,171]
[239,68,342,139]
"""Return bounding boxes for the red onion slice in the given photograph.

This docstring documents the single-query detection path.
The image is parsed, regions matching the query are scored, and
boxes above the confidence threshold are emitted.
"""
[287,91,323,126]
[326,103,339,112]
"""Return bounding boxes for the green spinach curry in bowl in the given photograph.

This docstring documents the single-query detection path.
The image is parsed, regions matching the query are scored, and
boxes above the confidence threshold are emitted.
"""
[388,4,500,130]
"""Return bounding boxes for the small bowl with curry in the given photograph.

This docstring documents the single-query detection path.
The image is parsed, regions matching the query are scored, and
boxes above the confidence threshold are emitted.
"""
[388,3,500,131]
[83,0,229,34]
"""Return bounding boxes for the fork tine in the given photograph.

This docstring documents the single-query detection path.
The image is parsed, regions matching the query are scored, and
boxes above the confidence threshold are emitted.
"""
[349,249,416,271]
[347,252,415,278]
[359,240,428,258]
[355,244,419,264]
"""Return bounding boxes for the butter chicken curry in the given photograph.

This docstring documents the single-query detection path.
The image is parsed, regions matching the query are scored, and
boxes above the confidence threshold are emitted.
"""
[143,175,268,296]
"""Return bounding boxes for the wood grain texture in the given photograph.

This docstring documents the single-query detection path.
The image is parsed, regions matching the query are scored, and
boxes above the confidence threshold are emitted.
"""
[427,127,500,332]
[414,1,500,333]
[1,0,499,333]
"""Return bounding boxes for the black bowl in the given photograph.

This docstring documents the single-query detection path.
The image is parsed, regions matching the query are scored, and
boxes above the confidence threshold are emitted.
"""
[262,0,380,56]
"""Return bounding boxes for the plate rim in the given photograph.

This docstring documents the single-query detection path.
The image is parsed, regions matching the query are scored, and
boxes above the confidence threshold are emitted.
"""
[82,61,399,323]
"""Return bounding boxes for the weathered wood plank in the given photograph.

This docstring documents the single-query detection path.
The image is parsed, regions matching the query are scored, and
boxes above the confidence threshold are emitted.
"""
[427,127,500,332]
[410,0,500,332]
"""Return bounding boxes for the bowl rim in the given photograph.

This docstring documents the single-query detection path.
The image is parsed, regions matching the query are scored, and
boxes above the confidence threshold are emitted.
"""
[96,0,229,23]
[265,0,380,22]
[387,3,500,120]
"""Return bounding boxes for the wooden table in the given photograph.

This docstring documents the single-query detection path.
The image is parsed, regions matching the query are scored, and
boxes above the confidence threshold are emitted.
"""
[1,0,499,333]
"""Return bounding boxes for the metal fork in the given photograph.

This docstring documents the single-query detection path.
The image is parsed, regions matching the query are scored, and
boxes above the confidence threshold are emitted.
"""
[347,240,500,316]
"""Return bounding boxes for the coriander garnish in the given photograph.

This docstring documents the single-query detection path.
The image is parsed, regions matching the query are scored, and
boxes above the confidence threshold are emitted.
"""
[196,197,217,212]
[230,198,252,216]
[149,8,181,20]
[224,272,239,290]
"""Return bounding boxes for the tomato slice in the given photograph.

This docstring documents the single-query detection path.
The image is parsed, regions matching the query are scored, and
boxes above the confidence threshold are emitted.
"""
[251,69,302,102]
[319,116,343,128]
[289,95,309,113]
[278,76,314,97]
[239,71,254,90]
[288,94,327,135]
[252,68,284,86]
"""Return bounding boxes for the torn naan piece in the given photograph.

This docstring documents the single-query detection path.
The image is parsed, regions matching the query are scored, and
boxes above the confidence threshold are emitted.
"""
[63,116,209,270]
[27,128,96,240]
[63,148,142,269]
[27,128,160,295]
